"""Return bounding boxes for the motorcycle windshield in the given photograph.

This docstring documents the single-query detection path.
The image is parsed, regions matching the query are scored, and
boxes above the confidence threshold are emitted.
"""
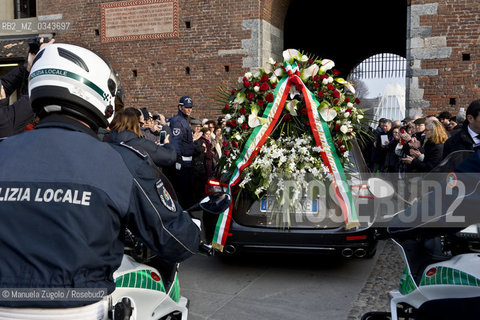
[387,150,480,237]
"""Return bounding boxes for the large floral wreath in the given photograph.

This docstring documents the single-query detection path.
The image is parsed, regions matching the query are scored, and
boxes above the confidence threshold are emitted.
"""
[211,49,367,250]
[219,49,365,196]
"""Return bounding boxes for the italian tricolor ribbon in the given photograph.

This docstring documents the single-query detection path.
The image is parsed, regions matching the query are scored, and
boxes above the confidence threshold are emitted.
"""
[212,61,360,251]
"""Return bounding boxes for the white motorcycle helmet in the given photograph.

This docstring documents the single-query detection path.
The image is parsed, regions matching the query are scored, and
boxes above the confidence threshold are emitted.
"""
[29,43,119,130]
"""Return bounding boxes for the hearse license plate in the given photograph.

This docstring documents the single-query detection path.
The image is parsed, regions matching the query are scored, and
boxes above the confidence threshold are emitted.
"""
[260,197,319,214]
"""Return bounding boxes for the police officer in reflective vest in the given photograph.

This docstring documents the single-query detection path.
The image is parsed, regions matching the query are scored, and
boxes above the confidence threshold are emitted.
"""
[167,96,196,208]
[0,44,199,318]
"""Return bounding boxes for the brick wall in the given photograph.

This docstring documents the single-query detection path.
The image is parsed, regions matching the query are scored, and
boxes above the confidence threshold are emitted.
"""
[36,0,273,121]
[407,0,480,117]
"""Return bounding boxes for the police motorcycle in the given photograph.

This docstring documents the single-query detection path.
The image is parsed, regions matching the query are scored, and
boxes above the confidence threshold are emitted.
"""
[111,189,231,320]
[361,150,480,320]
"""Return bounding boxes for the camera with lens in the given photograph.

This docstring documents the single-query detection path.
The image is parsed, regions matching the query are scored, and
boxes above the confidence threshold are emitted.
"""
[28,37,51,55]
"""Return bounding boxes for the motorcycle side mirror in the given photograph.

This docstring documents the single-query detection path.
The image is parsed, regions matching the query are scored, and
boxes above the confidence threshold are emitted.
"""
[367,177,395,199]
[199,193,231,214]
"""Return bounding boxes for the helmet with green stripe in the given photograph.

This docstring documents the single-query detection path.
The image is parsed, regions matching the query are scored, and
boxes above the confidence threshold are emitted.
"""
[29,43,120,130]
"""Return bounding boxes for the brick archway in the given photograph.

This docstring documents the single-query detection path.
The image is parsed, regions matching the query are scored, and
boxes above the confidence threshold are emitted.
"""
[283,0,407,77]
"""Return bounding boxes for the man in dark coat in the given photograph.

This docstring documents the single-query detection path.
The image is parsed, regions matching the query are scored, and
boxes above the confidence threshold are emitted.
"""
[443,99,480,159]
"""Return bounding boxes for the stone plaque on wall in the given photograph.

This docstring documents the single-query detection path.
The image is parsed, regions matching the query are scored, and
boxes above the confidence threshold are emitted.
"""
[101,0,178,43]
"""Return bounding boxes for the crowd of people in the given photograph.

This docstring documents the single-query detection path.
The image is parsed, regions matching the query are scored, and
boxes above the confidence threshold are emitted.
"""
[366,103,480,177]
[104,97,226,209]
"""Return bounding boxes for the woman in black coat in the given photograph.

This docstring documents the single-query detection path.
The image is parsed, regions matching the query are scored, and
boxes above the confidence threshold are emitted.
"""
[105,108,177,168]
[401,119,448,173]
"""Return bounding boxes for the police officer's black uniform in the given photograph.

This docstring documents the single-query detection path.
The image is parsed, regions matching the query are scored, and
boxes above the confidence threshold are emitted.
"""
[0,114,199,308]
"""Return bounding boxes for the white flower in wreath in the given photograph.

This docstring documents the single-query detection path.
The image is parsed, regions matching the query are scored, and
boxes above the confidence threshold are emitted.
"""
[234,133,242,141]
[347,102,354,108]
[343,151,350,158]
[224,114,232,121]
[245,72,253,80]
[285,99,299,116]
[224,127,231,133]
[270,68,285,84]
[283,49,301,64]
[300,64,319,82]
[234,95,246,105]
[344,112,351,118]
[300,55,309,62]
[328,76,334,83]
[322,78,329,85]
[319,107,337,122]
[237,115,245,124]
[344,82,355,94]
[340,125,349,134]
[268,57,276,65]
[357,114,364,120]
[254,86,260,93]
[320,59,335,72]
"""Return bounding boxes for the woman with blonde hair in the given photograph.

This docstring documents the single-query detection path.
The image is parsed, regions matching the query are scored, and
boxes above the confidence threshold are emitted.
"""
[401,119,448,172]
[106,108,177,167]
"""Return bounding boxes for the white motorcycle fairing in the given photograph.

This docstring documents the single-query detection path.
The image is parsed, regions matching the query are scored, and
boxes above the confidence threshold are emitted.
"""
[111,255,188,320]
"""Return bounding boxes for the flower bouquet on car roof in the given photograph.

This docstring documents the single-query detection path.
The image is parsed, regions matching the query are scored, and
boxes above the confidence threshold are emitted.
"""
[212,49,368,252]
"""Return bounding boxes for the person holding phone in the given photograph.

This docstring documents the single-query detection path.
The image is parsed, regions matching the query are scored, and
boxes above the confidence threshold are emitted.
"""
[401,119,447,173]
[372,118,392,173]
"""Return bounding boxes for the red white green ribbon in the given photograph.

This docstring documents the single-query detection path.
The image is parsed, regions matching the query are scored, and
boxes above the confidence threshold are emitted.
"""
[212,61,359,251]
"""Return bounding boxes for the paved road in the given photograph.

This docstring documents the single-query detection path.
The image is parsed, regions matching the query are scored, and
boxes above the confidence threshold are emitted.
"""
[180,242,386,320]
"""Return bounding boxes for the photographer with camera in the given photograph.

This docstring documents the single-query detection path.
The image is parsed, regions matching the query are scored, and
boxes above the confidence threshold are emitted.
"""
[0,37,54,138]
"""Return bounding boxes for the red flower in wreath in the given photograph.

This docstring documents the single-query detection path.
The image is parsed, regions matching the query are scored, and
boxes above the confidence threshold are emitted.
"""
[334,124,341,131]
[223,104,229,111]
[313,82,320,88]
[230,119,237,127]
[313,75,319,81]
[232,141,238,148]
[332,90,340,98]
[257,99,264,106]
[241,123,248,130]
[266,93,274,103]
[300,108,308,115]
[246,92,254,100]
[253,81,260,87]
[320,74,329,80]
[231,89,236,95]
[327,84,335,91]
[243,80,251,88]
[222,141,228,147]
[345,97,350,103]
[339,146,346,153]
[336,140,343,146]
[308,59,314,64]
[271,83,277,89]
[261,74,269,82]
[346,108,352,114]
[224,150,230,156]
[240,107,247,115]
[260,82,269,92]
[333,69,340,76]
[355,98,361,104]
[317,91,325,98]
[333,99,339,105]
